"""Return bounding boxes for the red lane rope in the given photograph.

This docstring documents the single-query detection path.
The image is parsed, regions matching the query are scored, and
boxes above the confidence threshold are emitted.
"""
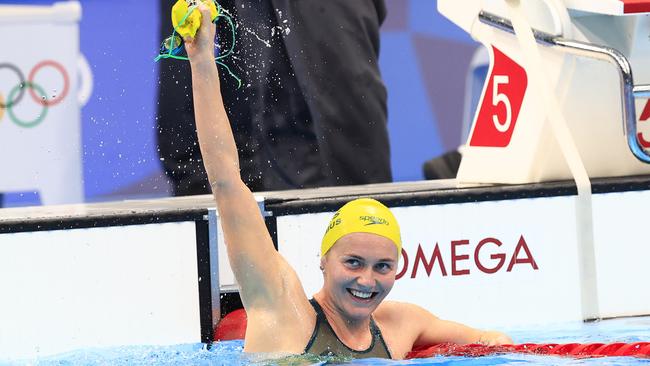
[214,310,650,358]
[405,342,650,359]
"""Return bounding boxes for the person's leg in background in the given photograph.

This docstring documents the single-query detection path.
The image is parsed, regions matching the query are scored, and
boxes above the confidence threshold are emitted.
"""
[218,0,326,190]
[221,0,392,189]
[276,0,392,185]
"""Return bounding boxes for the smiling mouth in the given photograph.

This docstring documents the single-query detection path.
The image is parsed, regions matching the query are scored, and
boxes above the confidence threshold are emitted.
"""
[347,289,378,300]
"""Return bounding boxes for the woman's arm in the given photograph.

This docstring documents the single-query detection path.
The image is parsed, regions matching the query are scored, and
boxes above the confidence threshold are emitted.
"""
[184,4,290,310]
[407,304,512,347]
[378,301,511,357]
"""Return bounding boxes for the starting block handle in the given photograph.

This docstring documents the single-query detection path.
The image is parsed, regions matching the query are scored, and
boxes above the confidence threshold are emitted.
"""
[479,10,650,164]
[634,85,650,99]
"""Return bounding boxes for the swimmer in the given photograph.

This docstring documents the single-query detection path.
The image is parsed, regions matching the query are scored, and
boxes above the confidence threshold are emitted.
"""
[184,4,512,359]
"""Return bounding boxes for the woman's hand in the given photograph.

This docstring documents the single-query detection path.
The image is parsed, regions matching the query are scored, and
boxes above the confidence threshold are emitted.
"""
[477,330,513,346]
[184,2,217,63]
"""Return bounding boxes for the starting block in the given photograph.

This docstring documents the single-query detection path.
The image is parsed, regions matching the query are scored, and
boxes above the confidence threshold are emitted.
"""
[439,0,650,184]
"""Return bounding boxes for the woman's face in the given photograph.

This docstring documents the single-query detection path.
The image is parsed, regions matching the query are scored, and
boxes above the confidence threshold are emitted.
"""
[321,232,398,321]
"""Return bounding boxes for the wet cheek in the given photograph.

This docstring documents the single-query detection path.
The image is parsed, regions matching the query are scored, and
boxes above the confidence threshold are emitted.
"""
[380,276,396,291]
[330,272,355,287]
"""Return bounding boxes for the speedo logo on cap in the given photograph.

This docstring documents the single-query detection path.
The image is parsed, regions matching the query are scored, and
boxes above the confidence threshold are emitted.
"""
[359,215,389,226]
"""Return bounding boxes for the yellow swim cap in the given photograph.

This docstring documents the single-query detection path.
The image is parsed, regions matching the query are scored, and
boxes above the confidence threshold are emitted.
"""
[321,198,401,257]
[172,0,219,39]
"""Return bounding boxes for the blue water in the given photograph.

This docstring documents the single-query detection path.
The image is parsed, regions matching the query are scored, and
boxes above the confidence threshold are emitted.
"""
[5,317,650,365]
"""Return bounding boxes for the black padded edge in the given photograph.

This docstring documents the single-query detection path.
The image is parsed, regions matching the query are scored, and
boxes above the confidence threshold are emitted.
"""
[265,216,278,250]
[0,209,208,234]
[195,220,214,344]
[265,175,650,216]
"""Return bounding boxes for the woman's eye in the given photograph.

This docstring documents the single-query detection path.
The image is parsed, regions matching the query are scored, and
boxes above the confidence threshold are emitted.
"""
[345,259,361,268]
[375,263,392,273]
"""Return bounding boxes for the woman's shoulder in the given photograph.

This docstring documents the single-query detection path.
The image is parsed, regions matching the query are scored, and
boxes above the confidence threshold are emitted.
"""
[374,300,439,325]
[376,300,431,314]
[375,300,421,320]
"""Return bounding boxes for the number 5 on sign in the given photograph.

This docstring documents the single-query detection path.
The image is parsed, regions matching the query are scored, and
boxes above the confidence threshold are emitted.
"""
[492,75,512,132]
[470,46,528,148]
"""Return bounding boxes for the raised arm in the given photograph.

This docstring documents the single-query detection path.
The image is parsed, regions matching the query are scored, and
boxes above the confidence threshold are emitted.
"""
[183,5,293,310]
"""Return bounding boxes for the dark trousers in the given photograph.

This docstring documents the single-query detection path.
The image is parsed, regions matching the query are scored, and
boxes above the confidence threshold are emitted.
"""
[157,0,392,195]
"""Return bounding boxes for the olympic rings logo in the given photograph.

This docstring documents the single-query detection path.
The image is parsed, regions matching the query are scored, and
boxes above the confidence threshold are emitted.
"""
[0,60,70,128]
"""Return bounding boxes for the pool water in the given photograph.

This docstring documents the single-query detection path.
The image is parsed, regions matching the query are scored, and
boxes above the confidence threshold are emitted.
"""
[5,316,650,365]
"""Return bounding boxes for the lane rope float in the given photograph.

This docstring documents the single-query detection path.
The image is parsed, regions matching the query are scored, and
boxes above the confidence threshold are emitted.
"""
[406,342,650,359]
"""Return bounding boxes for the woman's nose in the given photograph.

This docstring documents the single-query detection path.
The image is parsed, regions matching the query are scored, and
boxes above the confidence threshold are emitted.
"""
[356,268,375,288]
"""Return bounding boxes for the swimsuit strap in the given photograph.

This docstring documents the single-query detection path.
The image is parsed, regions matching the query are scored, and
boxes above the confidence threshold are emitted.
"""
[304,298,327,352]
[369,315,392,358]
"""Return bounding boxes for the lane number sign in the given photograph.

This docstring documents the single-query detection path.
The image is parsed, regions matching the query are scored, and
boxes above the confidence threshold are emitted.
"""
[470,47,528,148]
